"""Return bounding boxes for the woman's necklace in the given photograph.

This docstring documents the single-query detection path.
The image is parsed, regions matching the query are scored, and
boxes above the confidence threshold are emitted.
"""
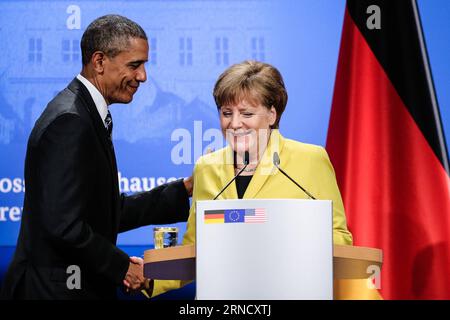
[236,166,257,173]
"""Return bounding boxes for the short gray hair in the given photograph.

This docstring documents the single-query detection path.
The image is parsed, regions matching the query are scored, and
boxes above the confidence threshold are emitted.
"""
[81,14,147,65]
[213,60,288,129]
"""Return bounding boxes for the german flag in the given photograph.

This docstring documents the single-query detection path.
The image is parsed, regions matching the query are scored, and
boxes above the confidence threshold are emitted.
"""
[204,210,225,224]
[326,0,450,299]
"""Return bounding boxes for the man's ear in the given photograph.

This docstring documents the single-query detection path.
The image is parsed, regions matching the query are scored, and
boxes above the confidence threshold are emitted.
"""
[91,51,106,74]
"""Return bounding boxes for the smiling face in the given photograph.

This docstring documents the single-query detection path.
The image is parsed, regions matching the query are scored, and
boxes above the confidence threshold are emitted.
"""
[220,99,276,157]
[100,37,148,104]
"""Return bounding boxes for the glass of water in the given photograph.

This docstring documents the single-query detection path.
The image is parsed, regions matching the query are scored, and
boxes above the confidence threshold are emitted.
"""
[153,227,178,249]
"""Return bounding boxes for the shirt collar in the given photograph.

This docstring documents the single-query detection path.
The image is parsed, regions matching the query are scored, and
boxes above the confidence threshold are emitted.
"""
[76,74,109,127]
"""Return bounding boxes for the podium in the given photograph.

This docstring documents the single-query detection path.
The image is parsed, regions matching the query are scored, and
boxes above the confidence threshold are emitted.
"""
[144,199,382,299]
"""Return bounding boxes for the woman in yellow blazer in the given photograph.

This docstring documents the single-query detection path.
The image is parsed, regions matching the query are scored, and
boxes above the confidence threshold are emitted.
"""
[148,60,357,298]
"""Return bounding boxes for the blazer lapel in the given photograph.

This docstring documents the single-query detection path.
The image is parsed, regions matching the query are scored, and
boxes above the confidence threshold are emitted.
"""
[217,146,238,200]
[244,130,285,199]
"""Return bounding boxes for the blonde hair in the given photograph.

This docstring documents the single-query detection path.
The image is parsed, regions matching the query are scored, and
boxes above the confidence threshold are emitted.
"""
[213,60,288,128]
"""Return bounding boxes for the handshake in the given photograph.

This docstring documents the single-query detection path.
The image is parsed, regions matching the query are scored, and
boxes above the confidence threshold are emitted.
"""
[123,256,153,294]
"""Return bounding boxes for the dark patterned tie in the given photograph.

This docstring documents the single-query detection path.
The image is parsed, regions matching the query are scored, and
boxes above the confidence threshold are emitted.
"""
[105,110,113,140]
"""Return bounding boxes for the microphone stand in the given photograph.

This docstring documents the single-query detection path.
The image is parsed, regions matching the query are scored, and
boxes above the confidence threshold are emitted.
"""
[213,151,250,200]
[273,152,316,200]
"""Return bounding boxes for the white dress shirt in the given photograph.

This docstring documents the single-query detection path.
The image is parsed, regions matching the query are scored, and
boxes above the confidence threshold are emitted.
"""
[76,74,109,129]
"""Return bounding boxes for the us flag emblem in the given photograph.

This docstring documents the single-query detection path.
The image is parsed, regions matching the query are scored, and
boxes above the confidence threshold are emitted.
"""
[244,208,267,223]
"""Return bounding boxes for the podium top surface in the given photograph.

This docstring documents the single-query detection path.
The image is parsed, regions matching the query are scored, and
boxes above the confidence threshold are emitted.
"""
[144,244,382,264]
[334,245,382,263]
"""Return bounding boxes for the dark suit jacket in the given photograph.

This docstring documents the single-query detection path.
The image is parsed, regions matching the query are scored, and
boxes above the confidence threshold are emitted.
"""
[1,78,190,300]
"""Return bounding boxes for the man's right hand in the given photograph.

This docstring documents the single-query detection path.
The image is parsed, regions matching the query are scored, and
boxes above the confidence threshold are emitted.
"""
[123,256,146,290]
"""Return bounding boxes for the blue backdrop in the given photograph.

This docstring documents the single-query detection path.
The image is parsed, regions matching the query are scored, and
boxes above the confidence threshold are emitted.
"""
[0,0,449,299]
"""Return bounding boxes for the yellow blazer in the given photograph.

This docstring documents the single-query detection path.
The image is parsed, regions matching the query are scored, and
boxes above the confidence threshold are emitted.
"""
[151,130,353,297]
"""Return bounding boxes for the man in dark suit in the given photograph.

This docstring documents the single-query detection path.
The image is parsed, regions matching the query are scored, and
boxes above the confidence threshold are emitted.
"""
[1,15,192,299]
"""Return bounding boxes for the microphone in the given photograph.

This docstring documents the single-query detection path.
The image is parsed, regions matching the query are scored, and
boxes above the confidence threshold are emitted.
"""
[273,152,316,200]
[213,151,250,200]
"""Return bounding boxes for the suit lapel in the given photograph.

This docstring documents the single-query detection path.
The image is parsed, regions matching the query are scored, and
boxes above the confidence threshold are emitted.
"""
[68,78,121,218]
[68,78,113,165]
[244,130,285,199]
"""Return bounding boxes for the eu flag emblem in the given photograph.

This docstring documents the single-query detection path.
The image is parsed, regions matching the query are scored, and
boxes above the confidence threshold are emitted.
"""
[224,209,245,223]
